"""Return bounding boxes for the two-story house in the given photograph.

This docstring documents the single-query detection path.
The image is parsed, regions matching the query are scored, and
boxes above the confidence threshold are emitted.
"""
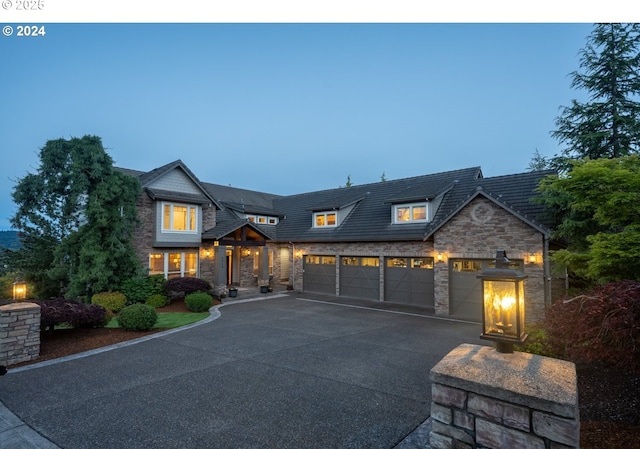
[120,160,556,323]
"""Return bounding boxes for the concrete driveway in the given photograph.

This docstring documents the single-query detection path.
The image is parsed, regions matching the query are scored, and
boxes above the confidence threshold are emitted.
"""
[0,294,483,449]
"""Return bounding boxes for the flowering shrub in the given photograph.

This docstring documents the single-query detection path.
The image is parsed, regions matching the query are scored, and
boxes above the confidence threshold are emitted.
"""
[543,280,640,373]
[35,298,108,329]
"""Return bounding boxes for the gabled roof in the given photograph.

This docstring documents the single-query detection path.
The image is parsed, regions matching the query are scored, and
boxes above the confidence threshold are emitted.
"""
[117,160,221,208]
[201,207,275,240]
[423,169,555,240]
[272,167,485,242]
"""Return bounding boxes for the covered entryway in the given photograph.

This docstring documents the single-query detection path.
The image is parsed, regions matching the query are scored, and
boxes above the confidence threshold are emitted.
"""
[384,257,434,308]
[449,258,523,319]
[340,256,380,300]
[303,255,336,295]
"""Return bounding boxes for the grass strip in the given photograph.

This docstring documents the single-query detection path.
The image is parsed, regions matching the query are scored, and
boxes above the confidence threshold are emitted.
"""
[106,312,209,329]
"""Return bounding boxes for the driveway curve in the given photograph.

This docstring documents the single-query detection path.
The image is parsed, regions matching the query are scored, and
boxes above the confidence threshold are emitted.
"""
[0,294,483,449]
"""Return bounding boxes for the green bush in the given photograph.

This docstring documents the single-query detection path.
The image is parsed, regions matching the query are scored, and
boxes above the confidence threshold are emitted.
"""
[519,322,557,358]
[185,292,213,312]
[91,291,127,313]
[145,294,168,309]
[117,304,158,331]
[121,275,166,304]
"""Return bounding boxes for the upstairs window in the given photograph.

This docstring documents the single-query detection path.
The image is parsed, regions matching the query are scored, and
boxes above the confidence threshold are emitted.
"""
[246,214,279,225]
[314,212,337,228]
[393,203,429,224]
[163,203,198,233]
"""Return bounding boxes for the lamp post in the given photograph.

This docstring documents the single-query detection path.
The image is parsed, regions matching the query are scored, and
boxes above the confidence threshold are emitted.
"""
[477,250,527,353]
[12,280,27,301]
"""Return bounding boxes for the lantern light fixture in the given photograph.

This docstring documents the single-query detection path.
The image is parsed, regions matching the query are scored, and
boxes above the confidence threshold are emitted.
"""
[12,280,27,301]
[477,250,528,353]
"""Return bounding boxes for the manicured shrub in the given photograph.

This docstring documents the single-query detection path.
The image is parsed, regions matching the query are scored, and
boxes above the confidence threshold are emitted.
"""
[542,280,640,373]
[185,292,213,312]
[35,298,108,329]
[91,291,127,313]
[117,304,158,331]
[164,277,212,296]
[121,275,166,304]
[145,294,168,309]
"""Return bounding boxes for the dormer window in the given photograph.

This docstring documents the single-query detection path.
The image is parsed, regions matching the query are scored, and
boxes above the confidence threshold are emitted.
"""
[314,211,337,228]
[393,202,429,224]
[246,214,279,225]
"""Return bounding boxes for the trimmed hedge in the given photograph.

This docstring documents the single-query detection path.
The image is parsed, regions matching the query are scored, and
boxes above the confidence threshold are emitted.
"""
[185,292,213,312]
[117,304,158,331]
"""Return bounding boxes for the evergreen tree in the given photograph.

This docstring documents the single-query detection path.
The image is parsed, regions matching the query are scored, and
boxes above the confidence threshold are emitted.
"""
[552,23,640,167]
[10,136,142,298]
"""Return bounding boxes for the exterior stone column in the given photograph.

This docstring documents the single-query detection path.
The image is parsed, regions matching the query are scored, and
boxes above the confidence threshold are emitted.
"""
[0,302,41,366]
[430,343,579,449]
[212,247,228,296]
[258,247,270,288]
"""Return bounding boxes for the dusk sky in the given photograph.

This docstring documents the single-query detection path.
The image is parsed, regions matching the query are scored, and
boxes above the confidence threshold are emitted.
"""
[0,5,611,230]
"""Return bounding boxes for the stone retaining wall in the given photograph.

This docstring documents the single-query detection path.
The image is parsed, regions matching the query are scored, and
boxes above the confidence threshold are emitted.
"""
[430,343,580,449]
[0,302,40,366]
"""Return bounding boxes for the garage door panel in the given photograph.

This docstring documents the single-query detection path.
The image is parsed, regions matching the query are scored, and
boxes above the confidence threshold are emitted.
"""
[303,256,336,295]
[340,257,380,300]
[384,257,434,307]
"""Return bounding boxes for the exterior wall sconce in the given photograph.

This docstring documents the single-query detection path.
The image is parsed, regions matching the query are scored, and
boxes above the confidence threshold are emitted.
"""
[204,249,212,258]
[528,253,537,264]
[242,249,251,257]
[477,250,528,353]
[12,280,27,301]
[436,253,444,263]
[295,250,303,259]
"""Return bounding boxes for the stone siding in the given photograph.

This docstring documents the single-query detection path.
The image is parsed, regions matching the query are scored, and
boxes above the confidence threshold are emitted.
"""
[434,197,547,322]
[430,344,579,449]
[0,302,41,366]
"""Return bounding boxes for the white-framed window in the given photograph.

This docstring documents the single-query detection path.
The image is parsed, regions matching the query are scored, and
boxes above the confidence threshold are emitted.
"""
[246,214,279,225]
[314,211,337,228]
[149,252,198,279]
[393,203,429,224]
[162,202,198,233]
[253,250,274,275]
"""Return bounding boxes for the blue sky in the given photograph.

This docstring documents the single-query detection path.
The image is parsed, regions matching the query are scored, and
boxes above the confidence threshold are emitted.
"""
[0,21,596,230]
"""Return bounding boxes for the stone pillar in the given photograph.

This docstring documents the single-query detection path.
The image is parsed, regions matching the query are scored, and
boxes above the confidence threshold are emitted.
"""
[430,343,580,449]
[212,247,228,296]
[258,247,270,288]
[0,302,41,366]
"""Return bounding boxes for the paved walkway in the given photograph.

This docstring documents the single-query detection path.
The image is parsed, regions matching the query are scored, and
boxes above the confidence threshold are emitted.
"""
[0,292,482,449]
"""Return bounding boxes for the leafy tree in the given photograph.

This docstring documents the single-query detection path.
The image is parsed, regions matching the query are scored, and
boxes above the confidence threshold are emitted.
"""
[552,23,640,168]
[537,155,640,283]
[527,149,552,171]
[10,135,142,298]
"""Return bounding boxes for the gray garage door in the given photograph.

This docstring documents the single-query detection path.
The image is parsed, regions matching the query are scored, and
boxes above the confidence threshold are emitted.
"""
[303,255,336,295]
[340,256,380,300]
[384,257,434,308]
[449,258,523,320]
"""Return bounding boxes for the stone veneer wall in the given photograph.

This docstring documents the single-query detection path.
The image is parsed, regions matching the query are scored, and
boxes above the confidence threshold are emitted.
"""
[434,196,548,322]
[0,302,41,366]
[430,344,579,449]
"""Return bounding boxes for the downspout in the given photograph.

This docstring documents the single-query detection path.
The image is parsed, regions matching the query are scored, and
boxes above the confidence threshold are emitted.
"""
[544,233,551,309]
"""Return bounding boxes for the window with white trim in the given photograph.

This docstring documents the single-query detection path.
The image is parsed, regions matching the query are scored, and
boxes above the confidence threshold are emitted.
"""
[149,252,198,279]
[393,203,429,224]
[314,211,337,228]
[163,203,198,233]
[246,214,279,225]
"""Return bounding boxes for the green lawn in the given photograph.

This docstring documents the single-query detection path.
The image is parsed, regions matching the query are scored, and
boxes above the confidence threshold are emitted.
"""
[106,312,209,329]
